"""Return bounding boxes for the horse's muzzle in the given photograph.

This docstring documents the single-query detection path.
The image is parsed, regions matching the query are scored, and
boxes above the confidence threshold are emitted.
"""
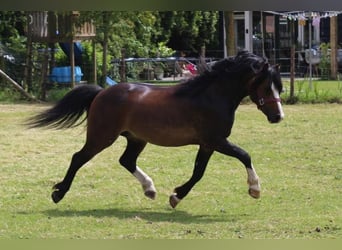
[268,113,283,123]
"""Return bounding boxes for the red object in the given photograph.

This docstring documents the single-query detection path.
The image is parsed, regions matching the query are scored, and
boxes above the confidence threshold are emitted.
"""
[186,64,197,75]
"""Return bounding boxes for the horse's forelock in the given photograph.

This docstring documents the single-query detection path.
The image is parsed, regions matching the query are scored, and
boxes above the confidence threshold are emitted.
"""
[233,50,268,73]
[270,66,283,93]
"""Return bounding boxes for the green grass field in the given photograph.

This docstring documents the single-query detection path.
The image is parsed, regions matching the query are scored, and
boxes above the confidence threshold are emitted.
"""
[0,103,341,239]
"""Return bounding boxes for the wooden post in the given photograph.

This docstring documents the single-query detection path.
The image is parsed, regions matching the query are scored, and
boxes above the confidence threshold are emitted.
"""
[224,11,236,56]
[24,28,33,92]
[290,46,295,98]
[70,41,75,88]
[330,15,338,80]
[92,40,97,84]
[120,48,126,83]
[290,20,295,98]
[25,12,33,92]
[101,11,109,87]
[41,46,49,101]
[49,43,55,72]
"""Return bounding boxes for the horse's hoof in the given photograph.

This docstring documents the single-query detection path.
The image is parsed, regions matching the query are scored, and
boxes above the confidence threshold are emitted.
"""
[144,190,156,200]
[248,188,260,199]
[51,191,63,204]
[169,193,181,208]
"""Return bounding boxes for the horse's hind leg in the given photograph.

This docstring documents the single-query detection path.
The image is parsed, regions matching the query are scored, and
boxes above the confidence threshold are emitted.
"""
[119,134,156,199]
[52,134,118,203]
[52,146,92,203]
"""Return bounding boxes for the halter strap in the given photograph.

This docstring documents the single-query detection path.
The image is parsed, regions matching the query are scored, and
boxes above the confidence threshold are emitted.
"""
[248,66,282,109]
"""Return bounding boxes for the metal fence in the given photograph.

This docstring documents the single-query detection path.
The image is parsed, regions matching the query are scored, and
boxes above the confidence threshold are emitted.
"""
[110,57,219,82]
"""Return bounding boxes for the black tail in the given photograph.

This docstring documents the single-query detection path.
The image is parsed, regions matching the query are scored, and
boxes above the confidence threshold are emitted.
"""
[27,84,103,129]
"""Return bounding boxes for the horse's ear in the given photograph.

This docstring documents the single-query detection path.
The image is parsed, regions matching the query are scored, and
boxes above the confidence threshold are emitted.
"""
[263,62,270,71]
[274,64,281,71]
[251,61,268,74]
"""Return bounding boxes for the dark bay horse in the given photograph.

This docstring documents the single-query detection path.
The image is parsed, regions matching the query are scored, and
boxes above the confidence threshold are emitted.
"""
[28,50,284,208]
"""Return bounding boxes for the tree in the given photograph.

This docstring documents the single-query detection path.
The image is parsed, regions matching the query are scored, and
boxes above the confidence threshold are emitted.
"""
[165,11,219,56]
[224,11,236,56]
[1,11,222,98]
[79,11,161,85]
[0,11,27,86]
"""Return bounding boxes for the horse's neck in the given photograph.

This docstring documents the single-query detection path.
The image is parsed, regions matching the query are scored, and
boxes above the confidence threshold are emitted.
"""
[207,78,248,107]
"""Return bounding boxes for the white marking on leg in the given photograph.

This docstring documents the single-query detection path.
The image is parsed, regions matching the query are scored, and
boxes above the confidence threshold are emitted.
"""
[133,166,156,199]
[247,165,261,198]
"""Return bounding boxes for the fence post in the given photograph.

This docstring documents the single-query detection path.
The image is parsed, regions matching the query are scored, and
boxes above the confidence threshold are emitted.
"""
[120,48,126,83]
[290,20,295,98]
[330,15,338,80]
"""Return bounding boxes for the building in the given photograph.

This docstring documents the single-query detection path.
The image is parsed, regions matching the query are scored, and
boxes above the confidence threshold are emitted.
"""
[229,11,342,76]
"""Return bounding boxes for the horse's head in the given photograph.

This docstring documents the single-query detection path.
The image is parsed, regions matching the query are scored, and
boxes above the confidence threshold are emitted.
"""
[248,62,284,123]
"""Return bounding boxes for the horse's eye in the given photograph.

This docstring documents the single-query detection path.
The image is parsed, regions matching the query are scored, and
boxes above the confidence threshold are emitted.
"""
[265,86,273,95]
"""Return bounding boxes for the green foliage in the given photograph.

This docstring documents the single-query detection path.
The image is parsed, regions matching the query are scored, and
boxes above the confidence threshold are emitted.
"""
[0,86,21,102]
[45,87,72,102]
[166,11,219,53]
[78,41,104,82]
[151,42,175,57]
[1,11,220,95]
[0,11,26,45]
[53,47,69,66]
[0,12,27,86]
[319,42,331,80]
[79,11,161,59]
[282,79,342,104]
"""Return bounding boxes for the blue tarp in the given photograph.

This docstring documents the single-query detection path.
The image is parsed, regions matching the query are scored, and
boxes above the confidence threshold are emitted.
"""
[106,76,117,86]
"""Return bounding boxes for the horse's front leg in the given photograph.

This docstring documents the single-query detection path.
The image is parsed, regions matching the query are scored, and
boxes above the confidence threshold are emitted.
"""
[214,139,261,199]
[169,146,213,208]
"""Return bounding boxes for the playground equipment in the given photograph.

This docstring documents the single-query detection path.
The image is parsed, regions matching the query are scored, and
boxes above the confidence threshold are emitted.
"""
[27,11,95,90]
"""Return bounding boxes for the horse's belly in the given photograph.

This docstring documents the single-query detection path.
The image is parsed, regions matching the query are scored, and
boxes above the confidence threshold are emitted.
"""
[125,103,199,146]
[128,126,198,147]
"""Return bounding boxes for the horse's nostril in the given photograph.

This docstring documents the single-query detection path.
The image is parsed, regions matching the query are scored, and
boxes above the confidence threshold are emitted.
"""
[269,114,282,123]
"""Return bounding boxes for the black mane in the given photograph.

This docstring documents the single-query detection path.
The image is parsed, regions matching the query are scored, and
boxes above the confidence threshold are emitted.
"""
[174,50,267,97]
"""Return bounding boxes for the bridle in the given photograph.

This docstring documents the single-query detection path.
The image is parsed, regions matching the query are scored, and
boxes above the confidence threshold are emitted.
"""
[256,92,282,110]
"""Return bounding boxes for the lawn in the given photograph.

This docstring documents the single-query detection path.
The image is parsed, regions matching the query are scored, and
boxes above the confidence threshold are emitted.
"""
[0,103,341,239]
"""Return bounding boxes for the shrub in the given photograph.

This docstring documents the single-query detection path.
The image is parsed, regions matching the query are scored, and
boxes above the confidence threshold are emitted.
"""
[282,79,342,104]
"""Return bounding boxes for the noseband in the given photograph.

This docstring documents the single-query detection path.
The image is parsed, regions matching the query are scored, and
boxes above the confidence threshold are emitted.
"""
[256,96,282,109]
